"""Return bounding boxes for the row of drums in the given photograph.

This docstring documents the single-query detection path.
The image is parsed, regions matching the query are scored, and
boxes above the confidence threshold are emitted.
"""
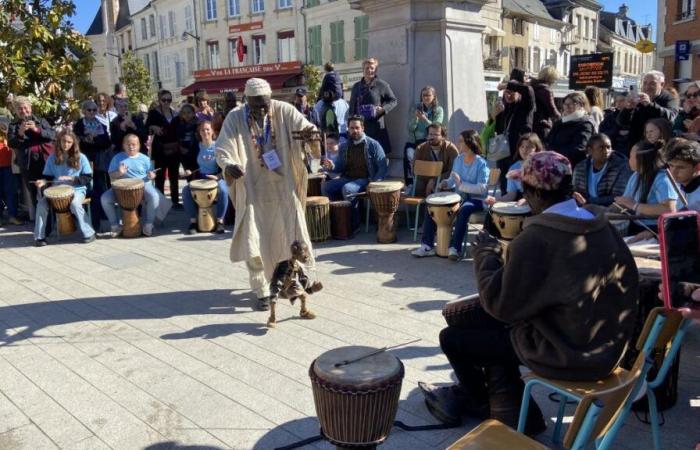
[306,174,533,248]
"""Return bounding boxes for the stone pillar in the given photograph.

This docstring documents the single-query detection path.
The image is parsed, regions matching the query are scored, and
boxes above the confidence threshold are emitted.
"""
[350,0,490,174]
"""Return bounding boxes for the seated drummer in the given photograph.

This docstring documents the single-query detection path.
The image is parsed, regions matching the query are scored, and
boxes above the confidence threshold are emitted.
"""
[666,138,700,211]
[412,123,458,197]
[419,151,639,433]
[411,130,488,260]
[571,133,631,207]
[613,140,678,236]
[33,130,96,246]
[182,120,227,234]
[321,115,387,227]
[101,134,159,237]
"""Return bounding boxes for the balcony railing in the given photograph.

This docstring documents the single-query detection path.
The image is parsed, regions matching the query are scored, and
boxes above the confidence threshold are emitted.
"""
[676,8,696,20]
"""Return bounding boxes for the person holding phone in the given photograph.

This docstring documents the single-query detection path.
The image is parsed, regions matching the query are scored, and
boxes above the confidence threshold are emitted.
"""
[405,86,445,184]
[110,99,148,154]
[618,71,679,152]
[673,81,700,140]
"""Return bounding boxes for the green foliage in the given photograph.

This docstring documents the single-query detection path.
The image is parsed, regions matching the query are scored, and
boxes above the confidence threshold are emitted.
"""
[303,64,322,105]
[119,51,154,112]
[0,0,95,118]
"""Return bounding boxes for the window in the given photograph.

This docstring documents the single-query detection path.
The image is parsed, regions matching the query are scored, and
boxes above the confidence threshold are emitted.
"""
[677,0,696,20]
[576,14,582,37]
[187,47,196,74]
[168,11,176,38]
[532,47,541,72]
[175,56,185,87]
[229,38,243,65]
[353,15,368,61]
[228,0,240,16]
[252,0,265,13]
[330,21,345,63]
[185,6,194,32]
[252,34,266,64]
[591,19,597,40]
[533,22,540,40]
[152,51,159,80]
[208,41,220,68]
[164,54,173,80]
[140,18,148,40]
[149,15,156,37]
[513,47,525,69]
[308,25,322,65]
[306,0,319,6]
[550,28,557,44]
[277,31,295,62]
[512,18,524,35]
[584,17,589,39]
[206,0,217,20]
[278,0,292,8]
[143,53,151,75]
[159,15,166,40]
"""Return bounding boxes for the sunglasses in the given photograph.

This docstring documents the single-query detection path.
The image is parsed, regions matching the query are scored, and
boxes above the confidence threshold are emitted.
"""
[86,108,97,112]
[686,92,699,99]
[161,98,172,102]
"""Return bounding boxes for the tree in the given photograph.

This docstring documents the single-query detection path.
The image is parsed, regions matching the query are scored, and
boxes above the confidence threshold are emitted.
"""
[0,0,94,118]
[119,51,154,112]
[303,64,322,105]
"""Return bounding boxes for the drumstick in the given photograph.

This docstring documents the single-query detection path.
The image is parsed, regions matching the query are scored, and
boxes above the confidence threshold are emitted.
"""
[665,168,688,208]
[333,338,421,368]
[612,203,659,239]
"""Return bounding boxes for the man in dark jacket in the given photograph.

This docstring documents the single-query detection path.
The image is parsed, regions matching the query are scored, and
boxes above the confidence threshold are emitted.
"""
[419,152,638,434]
[494,69,535,193]
[573,133,631,206]
[618,70,679,151]
[599,92,631,154]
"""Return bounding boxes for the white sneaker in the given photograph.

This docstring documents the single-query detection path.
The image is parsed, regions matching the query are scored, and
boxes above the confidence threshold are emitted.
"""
[109,225,123,238]
[142,223,154,237]
[448,247,460,261]
[411,245,436,257]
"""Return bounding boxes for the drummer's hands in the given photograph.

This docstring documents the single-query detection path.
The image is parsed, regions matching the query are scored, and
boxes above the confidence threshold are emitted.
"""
[34,179,46,189]
[628,230,654,244]
[614,196,635,211]
[573,191,587,206]
[471,231,502,258]
[321,158,334,170]
[147,170,156,180]
[658,285,700,320]
[438,180,449,190]
[516,198,528,206]
[425,179,436,195]
[451,172,461,185]
[225,163,245,179]
[206,174,218,180]
[484,195,496,206]
[57,175,73,181]
[118,163,128,176]
[184,169,192,177]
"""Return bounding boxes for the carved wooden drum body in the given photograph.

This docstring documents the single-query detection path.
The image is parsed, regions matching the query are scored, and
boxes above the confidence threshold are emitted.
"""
[44,184,76,235]
[426,192,461,257]
[112,178,145,238]
[306,196,331,242]
[368,181,404,243]
[491,201,531,240]
[190,179,219,232]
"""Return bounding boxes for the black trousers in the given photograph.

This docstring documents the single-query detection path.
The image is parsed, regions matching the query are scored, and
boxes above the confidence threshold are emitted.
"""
[439,304,542,427]
[154,155,181,204]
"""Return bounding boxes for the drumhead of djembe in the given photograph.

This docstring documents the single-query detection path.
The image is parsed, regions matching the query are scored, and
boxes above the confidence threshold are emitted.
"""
[44,185,75,213]
[425,192,461,206]
[189,179,218,191]
[368,181,404,194]
[112,178,145,191]
[312,345,403,387]
[307,196,330,207]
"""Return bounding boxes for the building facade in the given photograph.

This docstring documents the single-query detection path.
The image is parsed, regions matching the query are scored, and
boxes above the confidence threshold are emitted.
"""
[656,0,699,84]
[85,0,122,95]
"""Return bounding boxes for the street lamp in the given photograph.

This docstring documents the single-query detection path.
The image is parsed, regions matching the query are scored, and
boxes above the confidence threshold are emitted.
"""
[181,31,200,41]
[181,31,202,71]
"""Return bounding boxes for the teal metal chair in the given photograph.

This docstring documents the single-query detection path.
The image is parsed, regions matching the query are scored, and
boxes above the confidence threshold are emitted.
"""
[517,307,671,448]
[399,160,443,241]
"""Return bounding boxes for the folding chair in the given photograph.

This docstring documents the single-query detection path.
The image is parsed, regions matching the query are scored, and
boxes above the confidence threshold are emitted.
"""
[400,160,443,241]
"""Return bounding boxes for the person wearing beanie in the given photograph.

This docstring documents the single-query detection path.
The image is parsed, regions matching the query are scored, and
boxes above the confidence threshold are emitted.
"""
[419,151,638,435]
[215,77,320,312]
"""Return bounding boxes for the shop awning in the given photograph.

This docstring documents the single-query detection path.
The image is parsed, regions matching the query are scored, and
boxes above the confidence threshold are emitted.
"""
[181,73,302,96]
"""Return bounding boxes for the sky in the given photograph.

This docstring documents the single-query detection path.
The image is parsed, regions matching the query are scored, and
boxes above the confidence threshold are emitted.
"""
[69,0,658,37]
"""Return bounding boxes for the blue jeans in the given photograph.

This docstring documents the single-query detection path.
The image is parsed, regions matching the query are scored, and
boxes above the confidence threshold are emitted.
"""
[182,179,228,220]
[323,177,369,229]
[101,182,160,227]
[34,189,95,240]
[0,167,18,217]
[421,198,483,252]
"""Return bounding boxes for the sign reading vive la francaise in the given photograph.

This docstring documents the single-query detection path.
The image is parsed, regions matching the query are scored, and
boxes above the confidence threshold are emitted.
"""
[569,52,613,89]
[193,61,303,81]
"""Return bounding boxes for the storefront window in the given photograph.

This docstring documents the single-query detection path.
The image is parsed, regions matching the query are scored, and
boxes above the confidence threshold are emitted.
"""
[253,35,266,64]
[208,42,220,69]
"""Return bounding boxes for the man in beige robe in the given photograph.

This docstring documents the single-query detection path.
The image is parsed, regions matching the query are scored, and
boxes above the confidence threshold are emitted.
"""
[215,78,319,310]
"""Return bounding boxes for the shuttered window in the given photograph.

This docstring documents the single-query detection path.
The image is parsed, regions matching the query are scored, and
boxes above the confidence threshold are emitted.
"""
[308,26,322,66]
[353,15,368,61]
[330,21,345,63]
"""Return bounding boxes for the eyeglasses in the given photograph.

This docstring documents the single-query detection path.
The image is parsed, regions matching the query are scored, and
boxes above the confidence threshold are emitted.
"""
[86,109,97,112]
[161,98,172,103]
[686,92,699,99]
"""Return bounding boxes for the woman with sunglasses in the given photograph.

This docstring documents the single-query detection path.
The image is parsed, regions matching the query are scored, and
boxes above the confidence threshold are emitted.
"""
[673,81,700,141]
[146,90,182,207]
[74,99,112,229]
[572,133,631,207]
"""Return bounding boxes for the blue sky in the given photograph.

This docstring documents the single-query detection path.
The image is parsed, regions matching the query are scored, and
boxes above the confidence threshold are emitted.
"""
[70,0,658,36]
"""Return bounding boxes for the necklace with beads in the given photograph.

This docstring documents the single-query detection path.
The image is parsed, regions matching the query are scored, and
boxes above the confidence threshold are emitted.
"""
[245,104,275,167]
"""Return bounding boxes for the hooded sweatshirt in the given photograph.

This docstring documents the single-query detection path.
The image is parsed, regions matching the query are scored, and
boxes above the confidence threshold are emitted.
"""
[473,205,639,380]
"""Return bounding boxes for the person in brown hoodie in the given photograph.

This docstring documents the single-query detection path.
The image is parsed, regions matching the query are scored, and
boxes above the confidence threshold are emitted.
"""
[419,151,639,434]
[412,123,458,196]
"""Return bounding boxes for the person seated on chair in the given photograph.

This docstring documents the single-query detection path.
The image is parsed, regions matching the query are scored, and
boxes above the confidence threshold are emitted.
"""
[319,133,341,176]
[182,120,228,235]
[485,133,543,207]
[321,115,387,227]
[418,151,639,434]
[412,123,458,197]
[571,133,631,208]
[411,129,489,261]
[666,138,700,211]
[101,134,159,238]
[33,130,96,246]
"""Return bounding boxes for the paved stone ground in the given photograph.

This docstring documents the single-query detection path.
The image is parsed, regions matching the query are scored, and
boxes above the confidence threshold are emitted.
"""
[0,210,698,450]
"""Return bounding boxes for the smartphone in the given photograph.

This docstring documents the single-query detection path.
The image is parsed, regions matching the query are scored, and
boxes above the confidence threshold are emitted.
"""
[658,211,700,309]
[630,85,638,101]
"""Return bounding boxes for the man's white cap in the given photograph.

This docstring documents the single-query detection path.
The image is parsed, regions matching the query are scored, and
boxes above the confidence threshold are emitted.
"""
[244,78,272,97]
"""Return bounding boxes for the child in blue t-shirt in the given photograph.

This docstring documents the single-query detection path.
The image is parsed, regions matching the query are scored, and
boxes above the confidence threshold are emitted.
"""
[34,130,96,246]
[101,134,160,237]
[484,133,543,207]
[182,121,228,234]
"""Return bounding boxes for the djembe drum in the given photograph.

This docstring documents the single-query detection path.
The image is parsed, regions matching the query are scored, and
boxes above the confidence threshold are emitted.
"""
[425,192,461,257]
[307,173,326,197]
[306,196,331,242]
[367,181,404,243]
[442,294,484,329]
[189,179,219,232]
[112,178,145,238]
[44,185,76,235]
[490,201,531,240]
[310,346,405,450]
[330,200,353,240]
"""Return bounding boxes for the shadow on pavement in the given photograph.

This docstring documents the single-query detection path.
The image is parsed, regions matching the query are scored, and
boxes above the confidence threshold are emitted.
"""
[144,442,226,450]
[0,289,253,347]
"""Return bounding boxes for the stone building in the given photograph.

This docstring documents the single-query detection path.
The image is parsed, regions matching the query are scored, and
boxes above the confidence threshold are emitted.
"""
[543,0,601,77]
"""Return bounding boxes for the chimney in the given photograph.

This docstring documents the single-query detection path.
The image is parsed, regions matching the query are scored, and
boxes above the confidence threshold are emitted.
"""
[618,3,629,17]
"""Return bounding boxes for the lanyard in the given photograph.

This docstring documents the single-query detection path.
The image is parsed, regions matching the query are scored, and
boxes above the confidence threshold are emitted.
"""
[245,104,271,149]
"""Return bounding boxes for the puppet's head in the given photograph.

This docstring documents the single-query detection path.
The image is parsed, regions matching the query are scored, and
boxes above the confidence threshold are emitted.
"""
[291,240,311,264]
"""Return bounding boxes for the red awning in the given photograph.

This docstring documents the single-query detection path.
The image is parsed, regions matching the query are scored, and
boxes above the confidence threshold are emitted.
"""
[181,74,301,96]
